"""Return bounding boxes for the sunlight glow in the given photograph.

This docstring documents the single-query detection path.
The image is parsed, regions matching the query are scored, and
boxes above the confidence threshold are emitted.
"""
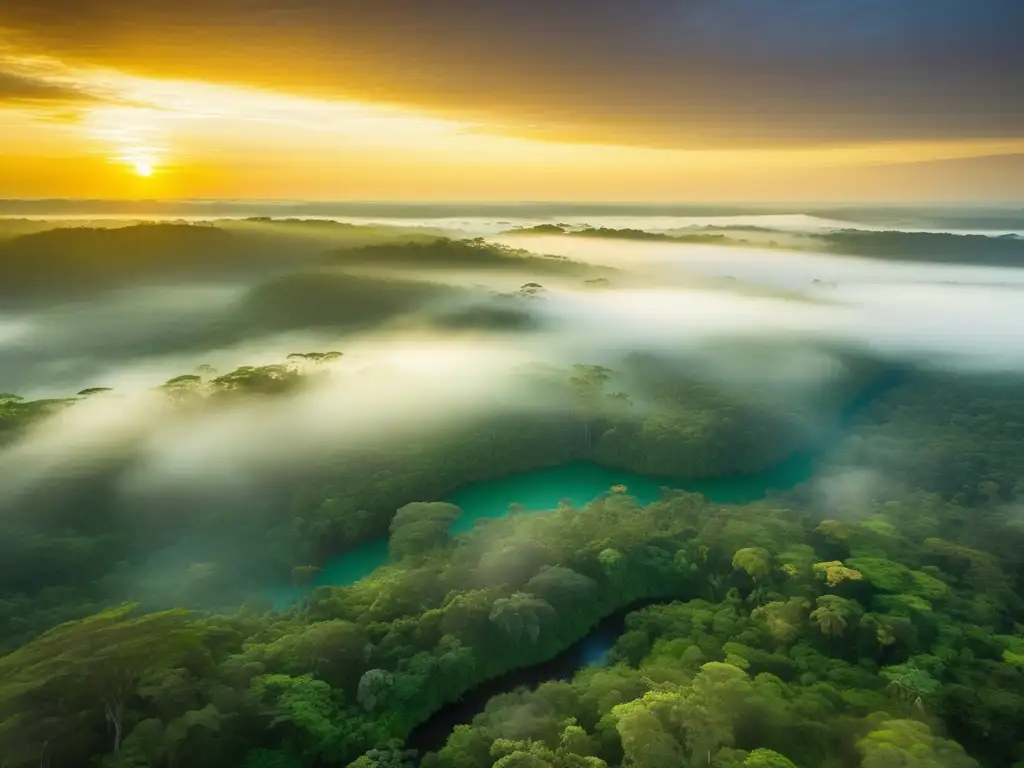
[2,45,1023,200]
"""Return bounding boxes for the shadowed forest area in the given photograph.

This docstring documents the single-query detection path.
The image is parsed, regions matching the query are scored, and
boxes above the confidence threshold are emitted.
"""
[504,224,1024,267]
[0,216,1022,768]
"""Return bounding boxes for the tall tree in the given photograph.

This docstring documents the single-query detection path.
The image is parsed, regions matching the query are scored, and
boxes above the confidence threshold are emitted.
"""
[489,593,557,645]
[569,365,613,448]
[0,604,203,765]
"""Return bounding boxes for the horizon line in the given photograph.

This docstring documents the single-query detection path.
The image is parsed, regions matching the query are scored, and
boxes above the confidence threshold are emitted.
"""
[1,198,1023,209]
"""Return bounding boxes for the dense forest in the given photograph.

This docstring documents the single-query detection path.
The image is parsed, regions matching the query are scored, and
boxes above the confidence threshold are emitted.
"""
[2,357,1023,768]
[0,344,878,646]
[0,221,1022,768]
[503,225,1024,268]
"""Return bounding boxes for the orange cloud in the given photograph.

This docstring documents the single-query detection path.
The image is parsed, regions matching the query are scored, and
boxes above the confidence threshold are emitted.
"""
[0,28,1022,202]
[2,1,1021,150]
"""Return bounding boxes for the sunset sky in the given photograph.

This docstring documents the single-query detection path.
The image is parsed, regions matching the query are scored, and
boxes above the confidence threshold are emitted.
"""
[1,0,1022,202]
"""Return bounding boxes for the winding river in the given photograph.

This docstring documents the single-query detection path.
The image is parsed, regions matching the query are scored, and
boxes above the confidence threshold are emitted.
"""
[269,363,904,607]
[265,367,903,755]
[406,603,642,756]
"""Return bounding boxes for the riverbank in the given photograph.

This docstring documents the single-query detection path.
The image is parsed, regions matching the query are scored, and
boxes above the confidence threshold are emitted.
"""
[266,450,816,607]
[406,598,655,756]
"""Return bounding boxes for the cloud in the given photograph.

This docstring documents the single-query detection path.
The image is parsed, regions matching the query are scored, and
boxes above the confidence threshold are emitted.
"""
[0,69,100,106]
[0,58,137,124]
[1,0,1021,148]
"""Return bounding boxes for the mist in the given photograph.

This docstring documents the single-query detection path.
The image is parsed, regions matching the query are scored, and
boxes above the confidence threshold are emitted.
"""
[2,216,1023,612]
[497,234,1024,367]
[5,222,1024,494]
[2,207,1024,768]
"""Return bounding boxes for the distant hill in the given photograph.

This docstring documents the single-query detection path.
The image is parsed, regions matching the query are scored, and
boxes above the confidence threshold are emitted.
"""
[232,270,459,333]
[502,224,569,235]
[818,230,1024,265]
[503,224,757,246]
[502,223,1024,267]
[326,237,592,274]
[0,218,70,242]
[242,217,357,227]
[221,217,446,245]
[0,222,455,308]
[0,224,263,306]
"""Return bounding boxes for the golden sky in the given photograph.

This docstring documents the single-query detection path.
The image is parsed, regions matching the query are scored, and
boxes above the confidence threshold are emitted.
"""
[1,1,1022,202]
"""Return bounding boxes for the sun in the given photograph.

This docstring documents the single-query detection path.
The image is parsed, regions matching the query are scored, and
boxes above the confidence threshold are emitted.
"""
[133,161,153,177]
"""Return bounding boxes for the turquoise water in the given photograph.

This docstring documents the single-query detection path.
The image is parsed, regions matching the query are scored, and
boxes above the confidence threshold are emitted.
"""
[267,452,814,608]
[449,454,813,533]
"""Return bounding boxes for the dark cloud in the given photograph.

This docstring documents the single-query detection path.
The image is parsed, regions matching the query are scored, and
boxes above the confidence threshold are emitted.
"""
[0,70,100,105]
[2,0,1022,147]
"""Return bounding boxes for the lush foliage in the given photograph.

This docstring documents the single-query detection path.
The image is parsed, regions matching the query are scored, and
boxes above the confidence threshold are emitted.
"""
[2,354,1024,766]
[0,347,874,650]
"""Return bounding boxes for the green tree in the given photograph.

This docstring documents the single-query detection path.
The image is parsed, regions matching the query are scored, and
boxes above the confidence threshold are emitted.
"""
[389,502,463,559]
[265,619,368,690]
[742,749,798,768]
[881,664,942,705]
[525,567,597,610]
[490,733,608,768]
[856,718,978,768]
[732,548,773,581]
[249,673,349,762]
[569,364,613,448]
[489,593,557,645]
[751,599,808,645]
[813,561,864,588]
[347,739,417,768]
[613,696,685,768]
[682,663,754,765]
[0,604,202,764]
[357,669,395,712]
[809,595,863,638]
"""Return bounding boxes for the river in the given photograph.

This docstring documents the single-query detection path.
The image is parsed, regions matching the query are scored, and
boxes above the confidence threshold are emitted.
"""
[406,604,640,757]
[269,365,903,608]
[265,449,816,607]
[262,367,904,756]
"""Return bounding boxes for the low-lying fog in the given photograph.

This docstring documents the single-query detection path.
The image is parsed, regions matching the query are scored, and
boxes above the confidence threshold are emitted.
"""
[2,216,1023,611]
[286,213,1024,238]
[494,232,1024,290]
[1,225,1021,512]
[4,227,1023,399]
